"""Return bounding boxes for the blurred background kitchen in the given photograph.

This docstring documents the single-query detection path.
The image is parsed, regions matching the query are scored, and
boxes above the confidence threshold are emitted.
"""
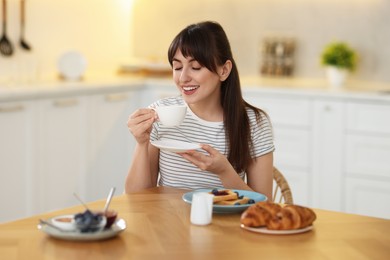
[1,0,389,223]
[0,0,389,83]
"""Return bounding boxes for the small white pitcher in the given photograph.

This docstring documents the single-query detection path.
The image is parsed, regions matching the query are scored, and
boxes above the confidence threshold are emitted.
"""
[190,192,214,225]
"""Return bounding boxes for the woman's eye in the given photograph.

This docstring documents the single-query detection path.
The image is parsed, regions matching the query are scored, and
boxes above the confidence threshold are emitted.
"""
[192,67,201,70]
[173,67,182,71]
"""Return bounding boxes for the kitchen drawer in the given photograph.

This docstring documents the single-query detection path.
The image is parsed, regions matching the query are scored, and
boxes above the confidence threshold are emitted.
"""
[243,94,311,127]
[345,134,390,179]
[347,102,390,134]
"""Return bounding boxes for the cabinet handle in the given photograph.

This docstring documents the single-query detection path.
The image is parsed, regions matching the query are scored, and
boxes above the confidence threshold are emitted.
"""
[53,99,78,107]
[324,105,332,112]
[105,93,128,102]
[0,104,25,113]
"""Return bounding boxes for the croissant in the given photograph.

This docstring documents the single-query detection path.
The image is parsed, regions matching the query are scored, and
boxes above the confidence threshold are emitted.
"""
[267,204,316,230]
[240,202,316,230]
[240,202,282,227]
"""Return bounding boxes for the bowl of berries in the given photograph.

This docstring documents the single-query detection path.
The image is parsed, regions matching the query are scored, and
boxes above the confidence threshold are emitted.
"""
[74,210,107,233]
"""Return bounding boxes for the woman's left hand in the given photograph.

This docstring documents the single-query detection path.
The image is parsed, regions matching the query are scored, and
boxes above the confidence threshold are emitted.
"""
[179,144,231,175]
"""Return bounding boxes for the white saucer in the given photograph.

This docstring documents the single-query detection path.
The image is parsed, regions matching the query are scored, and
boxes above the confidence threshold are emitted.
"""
[38,218,126,241]
[151,139,200,153]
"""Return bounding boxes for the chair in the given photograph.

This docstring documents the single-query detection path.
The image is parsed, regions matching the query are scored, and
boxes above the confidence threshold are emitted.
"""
[272,167,293,204]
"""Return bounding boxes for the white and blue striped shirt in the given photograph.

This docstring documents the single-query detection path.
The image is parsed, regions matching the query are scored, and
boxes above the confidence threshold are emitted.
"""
[150,95,274,190]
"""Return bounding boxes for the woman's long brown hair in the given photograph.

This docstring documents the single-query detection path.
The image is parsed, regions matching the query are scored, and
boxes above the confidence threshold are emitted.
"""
[168,21,263,173]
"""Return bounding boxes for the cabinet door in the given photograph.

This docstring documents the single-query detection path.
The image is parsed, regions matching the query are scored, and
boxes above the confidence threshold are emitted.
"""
[0,101,36,222]
[243,92,311,127]
[37,97,87,213]
[243,92,312,206]
[86,91,139,201]
[345,177,390,219]
[277,166,310,206]
[312,100,345,211]
[345,135,390,179]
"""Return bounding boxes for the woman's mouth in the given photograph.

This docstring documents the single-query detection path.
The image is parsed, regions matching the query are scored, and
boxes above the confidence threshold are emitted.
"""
[182,85,199,95]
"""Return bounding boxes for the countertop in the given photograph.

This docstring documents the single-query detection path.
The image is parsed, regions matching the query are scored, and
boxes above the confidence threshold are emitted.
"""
[1,74,390,102]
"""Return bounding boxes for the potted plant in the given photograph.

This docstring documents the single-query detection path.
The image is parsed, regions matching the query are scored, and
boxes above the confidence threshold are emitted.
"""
[320,42,357,87]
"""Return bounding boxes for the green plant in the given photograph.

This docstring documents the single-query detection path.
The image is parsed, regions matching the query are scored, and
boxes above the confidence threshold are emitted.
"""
[321,42,357,71]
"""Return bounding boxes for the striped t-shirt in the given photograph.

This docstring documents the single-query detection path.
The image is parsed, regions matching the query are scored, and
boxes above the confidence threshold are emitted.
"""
[150,95,274,190]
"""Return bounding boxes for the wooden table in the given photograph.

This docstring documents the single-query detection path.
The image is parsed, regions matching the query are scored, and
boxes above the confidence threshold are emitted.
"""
[0,187,389,259]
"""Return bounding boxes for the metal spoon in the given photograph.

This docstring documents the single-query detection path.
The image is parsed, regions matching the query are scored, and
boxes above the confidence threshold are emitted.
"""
[38,219,70,233]
[0,0,13,56]
[103,187,116,213]
[73,192,90,211]
[19,0,31,50]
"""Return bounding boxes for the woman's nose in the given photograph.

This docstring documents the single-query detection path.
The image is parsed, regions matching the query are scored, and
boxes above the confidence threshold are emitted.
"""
[179,68,191,83]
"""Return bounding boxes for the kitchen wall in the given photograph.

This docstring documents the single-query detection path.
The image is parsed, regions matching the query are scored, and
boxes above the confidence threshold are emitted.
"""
[0,0,133,83]
[132,0,390,83]
[0,0,389,85]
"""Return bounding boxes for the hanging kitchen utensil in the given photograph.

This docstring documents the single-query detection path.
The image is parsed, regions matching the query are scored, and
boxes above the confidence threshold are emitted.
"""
[19,0,31,50]
[0,0,13,56]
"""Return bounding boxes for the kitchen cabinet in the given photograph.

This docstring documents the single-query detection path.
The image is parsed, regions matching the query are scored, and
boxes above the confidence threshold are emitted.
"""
[85,90,139,202]
[243,88,390,218]
[311,100,344,212]
[243,91,311,206]
[36,96,88,213]
[0,101,37,222]
[343,101,390,218]
[0,88,141,223]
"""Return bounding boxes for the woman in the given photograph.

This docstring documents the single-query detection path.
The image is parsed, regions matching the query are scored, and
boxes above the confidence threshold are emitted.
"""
[125,21,274,199]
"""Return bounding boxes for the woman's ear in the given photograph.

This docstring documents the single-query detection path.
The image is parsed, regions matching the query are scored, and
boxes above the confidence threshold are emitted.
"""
[219,60,232,81]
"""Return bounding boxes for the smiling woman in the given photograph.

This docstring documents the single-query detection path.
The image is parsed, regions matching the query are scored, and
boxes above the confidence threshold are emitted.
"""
[126,21,275,200]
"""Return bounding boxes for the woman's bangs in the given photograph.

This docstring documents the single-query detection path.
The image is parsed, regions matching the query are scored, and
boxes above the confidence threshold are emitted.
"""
[169,31,214,71]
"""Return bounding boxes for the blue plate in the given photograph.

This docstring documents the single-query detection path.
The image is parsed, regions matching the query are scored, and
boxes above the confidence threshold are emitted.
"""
[182,189,267,214]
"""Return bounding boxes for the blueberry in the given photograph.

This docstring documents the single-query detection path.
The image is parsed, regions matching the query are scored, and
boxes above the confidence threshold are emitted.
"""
[211,188,219,195]
[248,199,255,204]
[238,195,244,199]
[74,209,103,233]
[234,202,241,205]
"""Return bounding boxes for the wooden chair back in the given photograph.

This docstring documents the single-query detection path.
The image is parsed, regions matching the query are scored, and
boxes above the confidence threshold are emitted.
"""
[272,167,293,204]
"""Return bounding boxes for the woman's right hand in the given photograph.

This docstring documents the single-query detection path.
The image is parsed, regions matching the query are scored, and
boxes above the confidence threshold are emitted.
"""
[127,108,157,144]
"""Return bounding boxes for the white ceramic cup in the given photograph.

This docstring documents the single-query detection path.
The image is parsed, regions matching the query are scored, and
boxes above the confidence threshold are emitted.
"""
[190,192,214,226]
[155,105,187,126]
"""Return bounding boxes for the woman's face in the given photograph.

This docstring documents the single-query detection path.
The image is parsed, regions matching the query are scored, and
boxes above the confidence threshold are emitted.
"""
[172,50,222,106]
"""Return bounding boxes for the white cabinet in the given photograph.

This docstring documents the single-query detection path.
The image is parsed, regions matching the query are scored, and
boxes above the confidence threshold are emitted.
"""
[343,101,390,218]
[36,96,88,213]
[345,178,390,219]
[85,91,139,201]
[243,90,390,218]
[0,89,141,222]
[243,91,311,206]
[0,101,37,222]
[311,100,345,212]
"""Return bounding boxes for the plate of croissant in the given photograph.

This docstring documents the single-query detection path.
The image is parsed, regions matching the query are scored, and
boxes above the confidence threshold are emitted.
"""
[240,201,316,235]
